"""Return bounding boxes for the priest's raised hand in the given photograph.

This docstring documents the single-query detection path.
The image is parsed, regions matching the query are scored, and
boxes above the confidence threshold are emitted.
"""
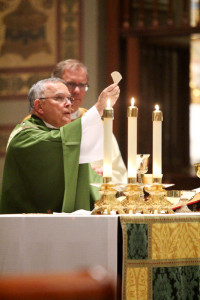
[95,83,120,116]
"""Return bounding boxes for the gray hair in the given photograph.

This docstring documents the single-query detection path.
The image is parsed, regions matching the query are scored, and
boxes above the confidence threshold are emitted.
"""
[28,77,66,111]
[51,59,89,81]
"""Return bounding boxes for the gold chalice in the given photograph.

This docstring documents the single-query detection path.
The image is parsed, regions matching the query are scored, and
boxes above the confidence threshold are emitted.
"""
[137,154,150,183]
[194,163,200,178]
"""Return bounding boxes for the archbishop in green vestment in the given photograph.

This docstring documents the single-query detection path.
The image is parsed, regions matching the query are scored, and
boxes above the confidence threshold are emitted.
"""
[0,77,121,214]
[0,114,103,214]
[0,78,119,214]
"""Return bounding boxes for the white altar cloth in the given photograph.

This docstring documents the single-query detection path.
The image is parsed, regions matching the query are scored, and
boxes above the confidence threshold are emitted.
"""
[0,214,118,285]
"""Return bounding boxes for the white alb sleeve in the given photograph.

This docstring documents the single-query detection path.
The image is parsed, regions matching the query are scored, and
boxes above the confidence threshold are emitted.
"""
[79,106,104,164]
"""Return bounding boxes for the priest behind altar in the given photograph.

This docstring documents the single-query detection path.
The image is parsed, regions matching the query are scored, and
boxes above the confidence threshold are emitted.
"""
[0,78,120,214]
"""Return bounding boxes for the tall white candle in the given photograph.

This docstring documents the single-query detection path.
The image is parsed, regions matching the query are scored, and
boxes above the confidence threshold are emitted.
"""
[103,99,113,180]
[152,105,163,179]
[127,97,138,182]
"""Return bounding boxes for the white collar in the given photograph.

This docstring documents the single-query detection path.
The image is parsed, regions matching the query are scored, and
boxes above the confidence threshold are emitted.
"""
[71,108,81,120]
[43,121,59,129]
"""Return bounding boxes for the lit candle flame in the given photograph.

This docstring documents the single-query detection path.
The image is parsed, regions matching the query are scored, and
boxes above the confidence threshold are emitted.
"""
[155,104,159,111]
[107,98,110,108]
[131,97,135,107]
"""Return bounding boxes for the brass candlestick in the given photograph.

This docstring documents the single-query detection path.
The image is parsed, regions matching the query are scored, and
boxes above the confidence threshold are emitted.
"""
[91,177,125,215]
[144,183,175,214]
[122,178,145,214]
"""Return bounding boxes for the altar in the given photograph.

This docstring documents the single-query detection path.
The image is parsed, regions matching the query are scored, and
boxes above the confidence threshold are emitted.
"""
[120,213,200,300]
[0,213,199,300]
[0,214,119,282]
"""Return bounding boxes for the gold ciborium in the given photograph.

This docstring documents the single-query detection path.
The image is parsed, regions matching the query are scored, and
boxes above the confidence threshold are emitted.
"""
[194,163,200,178]
[137,154,150,183]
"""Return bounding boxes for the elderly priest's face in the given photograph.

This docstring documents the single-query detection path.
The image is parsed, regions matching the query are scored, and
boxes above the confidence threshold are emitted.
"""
[34,81,73,128]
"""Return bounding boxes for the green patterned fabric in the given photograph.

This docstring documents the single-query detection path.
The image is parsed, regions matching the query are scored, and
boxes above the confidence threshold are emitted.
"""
[120,215,200,300]
[153,266,200,300]
[127,223,148,259]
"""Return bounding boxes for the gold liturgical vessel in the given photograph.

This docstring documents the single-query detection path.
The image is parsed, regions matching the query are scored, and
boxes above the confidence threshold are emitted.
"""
[121,177,144,214]
[137,154,150,183]
[91,178,125,215]
[121,154,149,214]
[144,182,175,214]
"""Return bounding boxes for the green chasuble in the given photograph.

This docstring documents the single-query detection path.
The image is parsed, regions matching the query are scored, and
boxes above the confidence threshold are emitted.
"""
[0,115,102,214]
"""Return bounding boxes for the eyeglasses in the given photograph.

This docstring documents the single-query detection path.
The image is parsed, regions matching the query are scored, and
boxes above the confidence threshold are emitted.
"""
[39,96,74,103]
[66,82,89,92]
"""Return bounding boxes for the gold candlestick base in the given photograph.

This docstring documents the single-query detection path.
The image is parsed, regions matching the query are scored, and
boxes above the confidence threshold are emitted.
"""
[91,179,175,215]
[144,183,175,214]
[122,182,145,214]
[91,178,125,215]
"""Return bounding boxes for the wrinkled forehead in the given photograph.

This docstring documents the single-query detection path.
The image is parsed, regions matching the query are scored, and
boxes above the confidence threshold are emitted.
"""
[44,81,70,95]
